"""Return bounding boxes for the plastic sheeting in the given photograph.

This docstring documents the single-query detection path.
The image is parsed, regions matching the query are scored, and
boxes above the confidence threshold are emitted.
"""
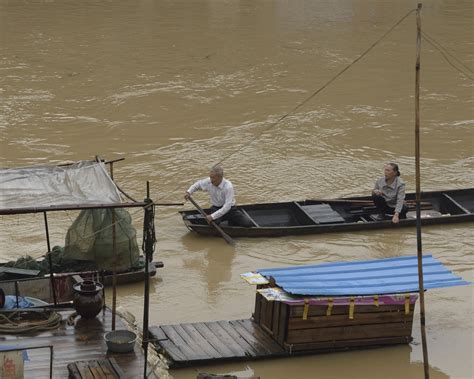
[0,161,122,211]
[257,255,471,296]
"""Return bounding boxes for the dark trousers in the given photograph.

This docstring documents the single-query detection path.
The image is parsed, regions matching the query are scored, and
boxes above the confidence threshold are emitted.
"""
[372,194,408,219]
[209,206,254,227]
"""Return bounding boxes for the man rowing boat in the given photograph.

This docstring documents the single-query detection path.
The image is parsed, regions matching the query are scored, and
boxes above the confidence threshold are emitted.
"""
[184,166,253,227]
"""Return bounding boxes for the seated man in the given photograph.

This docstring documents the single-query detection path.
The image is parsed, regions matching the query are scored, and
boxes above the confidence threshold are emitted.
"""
[184,165,254,227]
[372,163,408,224]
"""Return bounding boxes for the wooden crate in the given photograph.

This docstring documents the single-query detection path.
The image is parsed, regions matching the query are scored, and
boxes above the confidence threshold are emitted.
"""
[253,288,416,353]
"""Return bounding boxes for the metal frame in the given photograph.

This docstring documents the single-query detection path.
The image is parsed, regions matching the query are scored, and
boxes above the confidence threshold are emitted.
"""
[0,345,54,379]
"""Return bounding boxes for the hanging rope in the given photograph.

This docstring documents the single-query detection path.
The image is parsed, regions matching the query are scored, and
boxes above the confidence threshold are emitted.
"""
[422,31,473,80]
[0,311,62,333]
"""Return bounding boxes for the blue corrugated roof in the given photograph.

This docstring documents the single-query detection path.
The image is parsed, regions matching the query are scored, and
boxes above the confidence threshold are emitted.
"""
[257,255,470,296]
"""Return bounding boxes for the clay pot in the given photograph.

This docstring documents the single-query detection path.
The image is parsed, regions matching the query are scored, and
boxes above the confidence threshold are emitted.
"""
[73,280,104,319]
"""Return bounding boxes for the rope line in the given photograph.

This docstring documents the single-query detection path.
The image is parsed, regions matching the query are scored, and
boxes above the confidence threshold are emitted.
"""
[422,31,474,80]
[0,311,62,333]
[214,8,416,166]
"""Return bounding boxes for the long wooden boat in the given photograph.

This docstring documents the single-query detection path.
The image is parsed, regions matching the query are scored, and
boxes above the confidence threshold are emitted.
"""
[180,188,474,238]
[0,256,162,284]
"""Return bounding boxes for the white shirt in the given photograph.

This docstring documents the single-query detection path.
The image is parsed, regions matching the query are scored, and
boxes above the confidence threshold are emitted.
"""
[187,178,235,220]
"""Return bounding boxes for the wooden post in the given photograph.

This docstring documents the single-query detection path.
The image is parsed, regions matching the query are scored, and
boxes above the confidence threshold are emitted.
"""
[110,162,117,330]
[142,181,154,379]
[43,212,57,306]
[415,4,430,379]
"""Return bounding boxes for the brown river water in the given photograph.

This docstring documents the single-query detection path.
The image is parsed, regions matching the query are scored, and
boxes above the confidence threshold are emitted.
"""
[0,0,473,378]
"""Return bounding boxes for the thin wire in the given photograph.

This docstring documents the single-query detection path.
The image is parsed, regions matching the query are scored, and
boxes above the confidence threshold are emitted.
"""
[214,8,416,166]
[422,31,473,76]
[421,33,474,81]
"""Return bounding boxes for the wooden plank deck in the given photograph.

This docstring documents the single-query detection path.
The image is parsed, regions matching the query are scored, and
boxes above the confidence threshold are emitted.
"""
[149,319,287,367]
[0,308,149,378]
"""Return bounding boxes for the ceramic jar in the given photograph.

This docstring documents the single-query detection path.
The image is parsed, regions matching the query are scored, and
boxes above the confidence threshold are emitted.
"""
[72,280,104,319]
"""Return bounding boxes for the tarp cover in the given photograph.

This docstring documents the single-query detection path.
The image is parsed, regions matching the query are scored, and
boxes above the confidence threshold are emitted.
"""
[0,161,122,211]
[257,255,470,296]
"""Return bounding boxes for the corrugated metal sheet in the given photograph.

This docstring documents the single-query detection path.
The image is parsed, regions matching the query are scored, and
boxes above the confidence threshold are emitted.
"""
[257,255,470,296]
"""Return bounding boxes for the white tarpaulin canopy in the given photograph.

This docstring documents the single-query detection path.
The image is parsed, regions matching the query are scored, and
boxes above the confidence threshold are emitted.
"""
[0,160,123,212]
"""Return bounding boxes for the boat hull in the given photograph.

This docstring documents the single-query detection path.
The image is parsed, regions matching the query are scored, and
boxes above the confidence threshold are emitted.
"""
[180,188,474,238]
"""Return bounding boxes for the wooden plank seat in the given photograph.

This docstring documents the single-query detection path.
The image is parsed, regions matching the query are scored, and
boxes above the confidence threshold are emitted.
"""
[67,358,127,379]
[300,204,345,224]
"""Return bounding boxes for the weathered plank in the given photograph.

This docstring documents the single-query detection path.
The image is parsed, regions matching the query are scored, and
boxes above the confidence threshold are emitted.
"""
[288,311,412,330]
[148,325,168,341]
[236,319,285,355]
[181,323,222,359]
[216,320,259,357]
[193,322,236,358]
[161,324,208,360]
[289,303,413,318]
[286,321,413,344]
[286,336,411,352]
[205,321,249,357]
[228,320,274,356]
[271,299,280,339]
[157,338,188,362]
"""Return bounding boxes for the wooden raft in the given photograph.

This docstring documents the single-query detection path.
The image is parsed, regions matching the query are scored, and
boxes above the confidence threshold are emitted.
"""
[149,319,286,367]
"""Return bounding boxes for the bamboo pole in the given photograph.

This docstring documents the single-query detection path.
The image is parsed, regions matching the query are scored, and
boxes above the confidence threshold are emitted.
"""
[415,4,430,378]
[142,181,152,379]
[110,162,117,330]
[43,212,57,306]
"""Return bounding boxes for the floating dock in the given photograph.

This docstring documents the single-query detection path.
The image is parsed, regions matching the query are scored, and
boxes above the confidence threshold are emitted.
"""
[149,319,286,367]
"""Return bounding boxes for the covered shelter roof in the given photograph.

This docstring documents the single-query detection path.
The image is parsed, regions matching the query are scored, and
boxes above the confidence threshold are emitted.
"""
[0,160,145,215]
[257,255,470,296]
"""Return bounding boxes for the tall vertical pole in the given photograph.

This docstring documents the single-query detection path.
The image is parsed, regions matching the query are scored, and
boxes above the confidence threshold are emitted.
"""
[110,162,117,330]
[43,212,57,306]
[415,4,430,379]
[142,181,153,379]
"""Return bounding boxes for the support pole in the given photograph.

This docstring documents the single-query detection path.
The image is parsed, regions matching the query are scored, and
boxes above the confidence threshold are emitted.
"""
[415,4,430,379]
[142,181,155,379]
[43,212,57,306]
[110,162,117,330]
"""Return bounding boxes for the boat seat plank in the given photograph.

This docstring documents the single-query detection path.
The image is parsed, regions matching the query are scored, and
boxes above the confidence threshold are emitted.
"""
[300,204,345,224]
[292,202,318,225]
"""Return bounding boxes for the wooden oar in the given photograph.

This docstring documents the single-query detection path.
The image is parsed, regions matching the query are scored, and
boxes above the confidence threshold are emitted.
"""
[187,196,236,246]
